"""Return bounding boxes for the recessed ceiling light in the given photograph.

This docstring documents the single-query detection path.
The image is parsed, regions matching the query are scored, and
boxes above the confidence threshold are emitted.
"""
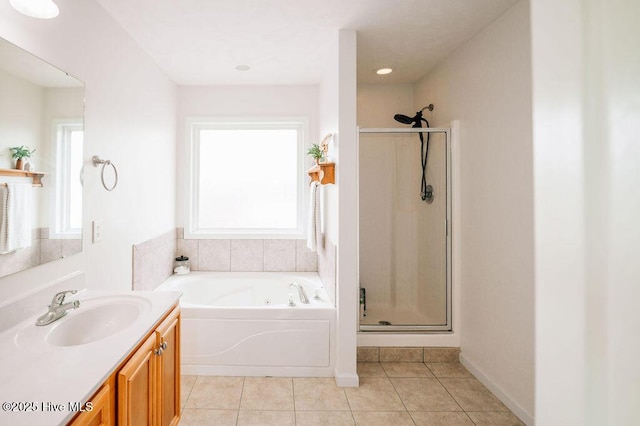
[235,65,251,71]
[376,68,393,75]
[10,0,59,19]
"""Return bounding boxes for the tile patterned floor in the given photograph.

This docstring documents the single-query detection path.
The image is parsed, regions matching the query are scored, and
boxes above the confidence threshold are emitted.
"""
[179,362,525,425]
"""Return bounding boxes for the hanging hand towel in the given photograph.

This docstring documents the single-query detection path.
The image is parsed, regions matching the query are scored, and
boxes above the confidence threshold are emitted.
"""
[0,183,33,253]
[306,181,321,252]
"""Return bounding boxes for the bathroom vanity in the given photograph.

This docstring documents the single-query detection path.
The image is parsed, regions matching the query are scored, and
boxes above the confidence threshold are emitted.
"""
[0,290,181,426]
[71,304,180,426]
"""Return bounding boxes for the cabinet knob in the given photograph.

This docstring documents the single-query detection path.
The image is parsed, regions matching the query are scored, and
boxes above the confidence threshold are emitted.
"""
[154,347,164,356]
[161,342,168,350]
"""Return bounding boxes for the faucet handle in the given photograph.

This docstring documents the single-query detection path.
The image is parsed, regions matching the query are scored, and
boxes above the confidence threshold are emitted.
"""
[50,290,77,306]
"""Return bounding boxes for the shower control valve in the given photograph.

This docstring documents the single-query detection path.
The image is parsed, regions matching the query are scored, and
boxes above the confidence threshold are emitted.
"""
[288,293,296,307]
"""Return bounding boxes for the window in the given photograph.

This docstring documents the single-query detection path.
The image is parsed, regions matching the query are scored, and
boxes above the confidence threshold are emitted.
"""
[51,119,83,238]
[186,118,306,238]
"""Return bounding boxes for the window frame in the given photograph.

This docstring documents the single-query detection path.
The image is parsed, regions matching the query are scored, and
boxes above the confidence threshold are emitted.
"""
[185,117,308,239]
[49,118,83,239]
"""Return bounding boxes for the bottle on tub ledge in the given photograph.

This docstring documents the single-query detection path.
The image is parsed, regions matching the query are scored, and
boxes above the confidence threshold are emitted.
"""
[174,255,190,275]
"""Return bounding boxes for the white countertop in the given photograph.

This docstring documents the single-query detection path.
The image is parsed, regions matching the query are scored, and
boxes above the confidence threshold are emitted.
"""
[0,290,181,426]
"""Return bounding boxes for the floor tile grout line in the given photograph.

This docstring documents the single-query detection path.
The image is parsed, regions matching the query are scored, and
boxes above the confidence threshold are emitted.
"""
[180,376,197,415]
[181,371,518,425]
[235,376,245,425]
[435,375,476,424]
[341,376,357,425]
[386,376,419,426]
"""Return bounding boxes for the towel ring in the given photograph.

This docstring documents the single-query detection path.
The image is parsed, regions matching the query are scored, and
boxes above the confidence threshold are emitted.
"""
[92,155,118,191]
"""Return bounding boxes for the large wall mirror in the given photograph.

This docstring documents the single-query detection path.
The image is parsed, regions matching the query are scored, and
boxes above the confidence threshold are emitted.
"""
[0,37,84,278]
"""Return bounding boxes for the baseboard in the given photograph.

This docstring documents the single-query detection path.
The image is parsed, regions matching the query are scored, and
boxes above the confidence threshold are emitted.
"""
[334,372,359,387]
[182,364,334,377]
[459,354,534,426]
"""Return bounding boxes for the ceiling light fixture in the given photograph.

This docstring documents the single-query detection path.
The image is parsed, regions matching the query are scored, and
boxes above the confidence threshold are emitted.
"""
[235,65,250,71]
[376,68,393,75]
[10,0,59,19]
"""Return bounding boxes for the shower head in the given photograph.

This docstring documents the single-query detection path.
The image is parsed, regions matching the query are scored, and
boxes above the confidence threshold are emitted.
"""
[393,114,416,125]
[393,104,434,126]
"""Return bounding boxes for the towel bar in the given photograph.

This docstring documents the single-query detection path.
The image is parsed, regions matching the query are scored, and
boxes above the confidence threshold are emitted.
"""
[92,156,118,191]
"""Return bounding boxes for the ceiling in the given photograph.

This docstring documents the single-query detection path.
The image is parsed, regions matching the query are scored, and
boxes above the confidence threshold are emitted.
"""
[0,38,83,87]
[96,0,518,85]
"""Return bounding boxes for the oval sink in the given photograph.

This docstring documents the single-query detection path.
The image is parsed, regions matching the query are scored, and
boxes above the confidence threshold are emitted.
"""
[46,297,151,347]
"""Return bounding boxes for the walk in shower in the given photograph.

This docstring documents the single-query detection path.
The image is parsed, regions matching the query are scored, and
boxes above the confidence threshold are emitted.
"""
[358,125,451,332]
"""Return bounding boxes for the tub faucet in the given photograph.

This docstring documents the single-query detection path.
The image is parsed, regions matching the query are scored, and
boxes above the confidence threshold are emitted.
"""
[36,290,80,326]
[289,282,310,304]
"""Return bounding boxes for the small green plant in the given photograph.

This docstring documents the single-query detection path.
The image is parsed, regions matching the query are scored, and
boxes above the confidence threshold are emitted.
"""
[10,145,36,160]
[306,144,323,160]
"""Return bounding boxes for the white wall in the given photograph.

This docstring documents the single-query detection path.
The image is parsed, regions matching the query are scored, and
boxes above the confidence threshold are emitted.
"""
[0,69,42,170]
[413,1,534,423]
[0,0,177,298]
[532,0,640,424]
[318,38,339,247]
[0,69,43,225]
[324,29,358,387]
[356,84,413,128]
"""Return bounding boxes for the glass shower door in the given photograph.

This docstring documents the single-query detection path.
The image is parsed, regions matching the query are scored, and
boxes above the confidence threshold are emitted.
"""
[358,128,451,331]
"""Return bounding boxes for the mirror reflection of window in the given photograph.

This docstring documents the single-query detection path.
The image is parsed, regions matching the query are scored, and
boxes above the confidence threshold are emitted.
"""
[52,119,83,238]
[0,36,84,277]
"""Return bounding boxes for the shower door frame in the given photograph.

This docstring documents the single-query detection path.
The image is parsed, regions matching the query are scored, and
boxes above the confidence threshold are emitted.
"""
[357,127,452,332]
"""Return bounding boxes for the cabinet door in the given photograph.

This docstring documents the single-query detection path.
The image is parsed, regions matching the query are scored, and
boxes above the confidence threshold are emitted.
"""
[118,333,157,426]
[155,307,181,426]
[68,384,111,426]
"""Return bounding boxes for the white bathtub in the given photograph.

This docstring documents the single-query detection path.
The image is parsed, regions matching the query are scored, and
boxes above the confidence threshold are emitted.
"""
[155,271,335,377]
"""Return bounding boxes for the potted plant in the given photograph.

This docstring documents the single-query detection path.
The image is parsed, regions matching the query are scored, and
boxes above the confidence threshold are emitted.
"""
[10,145,36,170]
[306,143,324,165]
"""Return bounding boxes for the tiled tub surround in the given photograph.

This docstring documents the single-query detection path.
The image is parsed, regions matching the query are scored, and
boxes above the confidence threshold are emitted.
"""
[177,235,318,273]
[133,228,333,291]
[179,360,525,426]
[132,229,177,291]
[0,227,81,277]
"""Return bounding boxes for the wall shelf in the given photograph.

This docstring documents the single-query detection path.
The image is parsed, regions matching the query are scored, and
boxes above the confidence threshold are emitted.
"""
[0,168,46,187]
[307,162,335,185]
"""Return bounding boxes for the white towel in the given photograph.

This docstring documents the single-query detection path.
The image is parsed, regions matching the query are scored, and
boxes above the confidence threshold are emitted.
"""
[0,183,33,253]
[306,181,321,252]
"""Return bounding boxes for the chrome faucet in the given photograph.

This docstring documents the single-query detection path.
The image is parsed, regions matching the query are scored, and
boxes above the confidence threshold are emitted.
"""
[289,282,310,304]
[36,290,80,326]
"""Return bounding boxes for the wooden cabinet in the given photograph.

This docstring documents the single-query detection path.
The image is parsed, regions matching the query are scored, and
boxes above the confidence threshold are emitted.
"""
[155,306,181,426]
[118,306,181,426]
[68,305,180,426]
[69,384,111,426]
[118,333,157,425]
